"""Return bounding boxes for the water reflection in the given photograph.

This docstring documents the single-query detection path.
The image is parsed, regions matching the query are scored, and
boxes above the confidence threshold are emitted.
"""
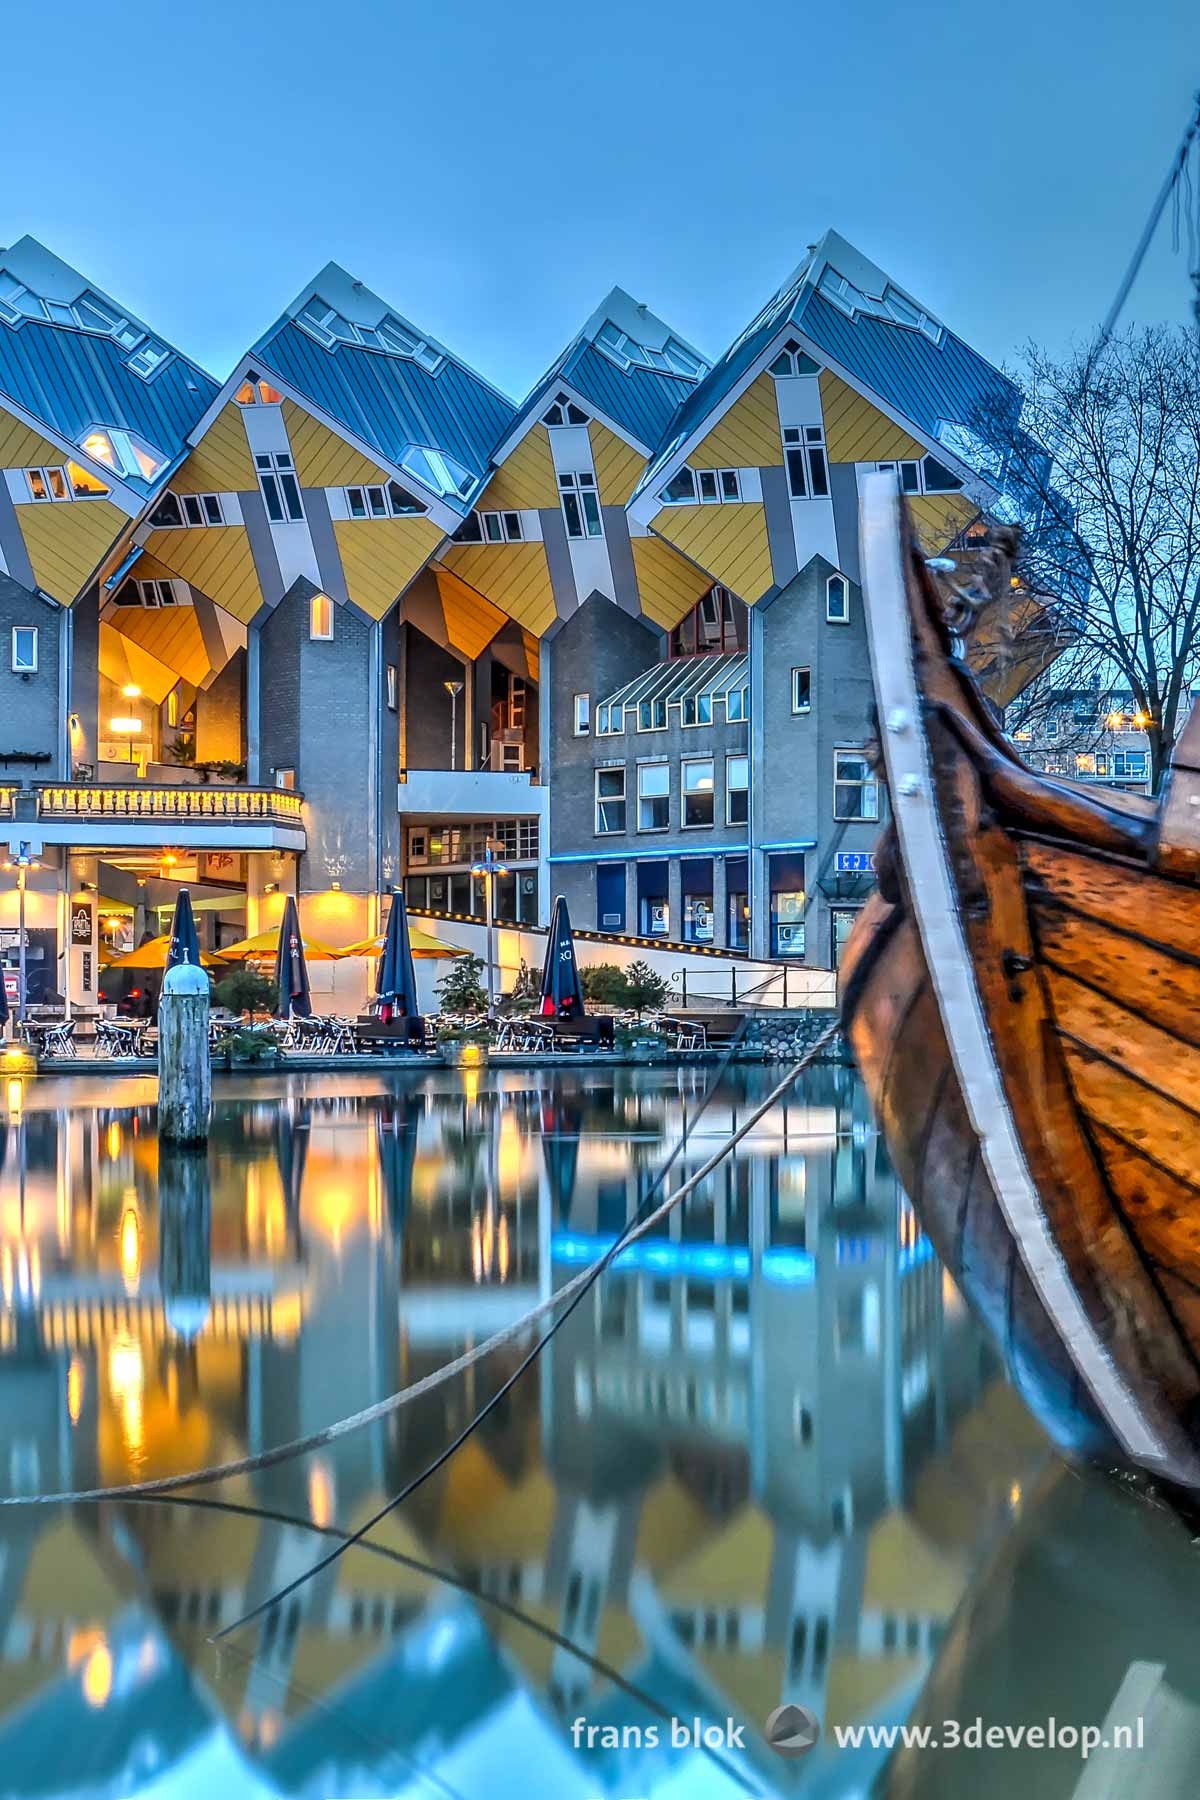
[0,1065,1182,1797]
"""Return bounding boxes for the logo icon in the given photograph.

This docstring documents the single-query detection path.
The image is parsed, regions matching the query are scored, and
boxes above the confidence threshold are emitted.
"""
[764,1704,820,1757]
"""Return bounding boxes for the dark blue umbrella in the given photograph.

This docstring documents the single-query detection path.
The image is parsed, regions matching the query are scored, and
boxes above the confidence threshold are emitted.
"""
[165,888,203,971]
[273,895,312,1018]
[539,894,585,1018]
[376,893,419,1023]
[0,956,8,1031]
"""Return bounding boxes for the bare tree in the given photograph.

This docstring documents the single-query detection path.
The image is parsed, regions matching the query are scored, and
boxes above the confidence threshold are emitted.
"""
[980,325,1200,790]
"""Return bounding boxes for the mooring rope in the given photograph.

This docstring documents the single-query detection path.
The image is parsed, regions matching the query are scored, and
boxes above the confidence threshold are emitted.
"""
[0,1021,836,1515]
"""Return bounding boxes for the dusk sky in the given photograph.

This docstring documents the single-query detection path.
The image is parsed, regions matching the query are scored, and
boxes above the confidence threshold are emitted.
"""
[5,1,1199,396]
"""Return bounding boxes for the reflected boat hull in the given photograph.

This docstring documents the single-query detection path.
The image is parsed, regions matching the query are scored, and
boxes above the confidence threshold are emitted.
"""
[841,482,1200,1490]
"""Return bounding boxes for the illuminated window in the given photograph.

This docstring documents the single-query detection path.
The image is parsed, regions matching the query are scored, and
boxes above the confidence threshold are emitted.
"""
[275,768,297,789]
[68,461,111,497]
[309,594,334,640]
[256,452,304,523]
[682,757,715,827]
[166,691,178,727]
[559,470,602,540]
[78,426,165,482]
[24,466,68,502]
[670,587,746,657]
[235,375,283,404]
[11,626,38,673]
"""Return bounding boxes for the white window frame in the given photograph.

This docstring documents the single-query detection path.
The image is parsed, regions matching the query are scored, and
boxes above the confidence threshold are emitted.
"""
[24,466,70,503]
[681,756,716,830]
[149,491,222,529]
[11,626,38,673]
[386,664,398,710]
[255,451,304,523]
[681,692,713,727]
[768,341,822,378]
[696,468,741,504]
[541,392,591,427]
[791,666,812,713]
[874,455,965,497]
[826,574,850,624]
[637,761,670,833]
[343,480,423,521]
[480,509,524,542]
[559,470,603,540]
[595,766,626,835]
[309,594,334,641]
[726,753,749,825]
[573,693,590,735]
[783,426,829,500]
[725,687,749,722]
[833,748,880,822]
[637,697,668,732]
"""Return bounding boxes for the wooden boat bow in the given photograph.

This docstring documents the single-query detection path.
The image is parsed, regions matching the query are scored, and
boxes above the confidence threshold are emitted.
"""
[841,474,1200,1491]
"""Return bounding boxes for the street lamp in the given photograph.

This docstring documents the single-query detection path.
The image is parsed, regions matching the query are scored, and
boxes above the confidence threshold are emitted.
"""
[443,679,464,771]
[2,843,42,1025]
[471,840,508,1017]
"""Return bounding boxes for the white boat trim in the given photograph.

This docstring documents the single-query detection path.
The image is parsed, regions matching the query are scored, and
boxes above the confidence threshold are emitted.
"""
[858,471,1179,1474]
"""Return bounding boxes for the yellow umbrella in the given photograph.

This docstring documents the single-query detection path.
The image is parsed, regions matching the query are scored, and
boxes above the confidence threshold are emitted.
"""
[215,927,343,963]
[337,925,469,959]
[103,935,223,971]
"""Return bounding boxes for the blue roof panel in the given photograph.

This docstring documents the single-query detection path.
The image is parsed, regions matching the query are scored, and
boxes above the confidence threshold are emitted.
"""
[255,319,517,506]
[563,343,694,451]
[0,319,218,493]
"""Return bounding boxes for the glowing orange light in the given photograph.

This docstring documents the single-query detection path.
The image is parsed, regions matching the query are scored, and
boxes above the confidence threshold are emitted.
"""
[82,1641,113,1708]
[67,1357,85,1424]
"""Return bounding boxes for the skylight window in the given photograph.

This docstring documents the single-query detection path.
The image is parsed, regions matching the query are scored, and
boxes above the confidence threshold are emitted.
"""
[0,275,173,375]
[399,444,475,499]
[817,267,943,343]
[594,321,706,381]
[295,294,446,372]
[542,392,590,427]
[769,340,821,378]
[78,426,167,484]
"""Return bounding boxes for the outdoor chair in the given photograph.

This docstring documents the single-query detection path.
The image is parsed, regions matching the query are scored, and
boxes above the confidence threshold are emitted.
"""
[281,1014,324,1053]
[18,1019,77,1059]
[96,1018,147,1059]
[323,1016,356,1055]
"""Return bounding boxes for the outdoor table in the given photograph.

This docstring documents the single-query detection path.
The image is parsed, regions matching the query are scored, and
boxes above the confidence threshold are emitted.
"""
[354,1015,428,1052]
[18,1019,77,1059]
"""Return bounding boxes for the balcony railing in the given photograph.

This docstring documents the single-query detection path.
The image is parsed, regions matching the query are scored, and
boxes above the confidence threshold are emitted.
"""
[32,783,304,823]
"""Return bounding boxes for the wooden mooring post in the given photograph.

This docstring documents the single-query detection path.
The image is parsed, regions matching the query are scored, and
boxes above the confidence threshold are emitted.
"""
[157,962,211,1144]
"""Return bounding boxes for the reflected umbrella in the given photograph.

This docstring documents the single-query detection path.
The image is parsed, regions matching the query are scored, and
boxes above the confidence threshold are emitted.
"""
[539,894,584,1018]
[275,1098,311,1233]
[164,888,203,971]
[540,1095,583,1224]
[272,895,312,1020]
[376,1097,420,1232]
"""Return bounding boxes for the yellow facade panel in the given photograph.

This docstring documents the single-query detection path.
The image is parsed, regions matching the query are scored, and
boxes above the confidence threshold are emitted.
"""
[433,567,508,661]
[280,399,391,490]
[98,623,178,705]
[630,536,713,630]
[651,503,775,605]
[146,526,264,625]
[333,516,443,620]
[16,498,127,605]
[0,408,66,473]
[907,492,978,553]
[440,542,558,636]
[819,371,925,464]
[108,602,212,689]
[173,403,257,495]
[482,425,557,511]
[693,372,782,470]
[590,422,646,506]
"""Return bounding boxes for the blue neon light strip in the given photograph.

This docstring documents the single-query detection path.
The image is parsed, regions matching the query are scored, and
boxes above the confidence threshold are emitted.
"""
[550,1232,815,1285]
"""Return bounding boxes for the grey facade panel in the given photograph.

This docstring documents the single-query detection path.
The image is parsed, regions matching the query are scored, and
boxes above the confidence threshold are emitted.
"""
[0,577,61,774]
[403,625,467,771]
[760,465,799,589]
[303,488,351,607]
[539,508,578,616]
[829,462,862,585]
[238,489,287,611]
[69,587,99,774]
[0,486,36,591]
[601,511,641,617]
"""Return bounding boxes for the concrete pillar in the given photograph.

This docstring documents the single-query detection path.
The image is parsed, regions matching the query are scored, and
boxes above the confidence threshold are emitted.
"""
[667,859,682,945]
[712,855,728,949]
[66,857,100,1011]
[157,962,210,1144]
[624,860,638,935]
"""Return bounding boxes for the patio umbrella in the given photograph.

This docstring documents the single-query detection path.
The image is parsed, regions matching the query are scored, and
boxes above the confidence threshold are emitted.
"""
[337,925,468,959]
[272,895,312,1019]
[375,894,419,1023]
[0,964,8,1032]
[165,888,203,972]
[104,936,222,971]
[217,926,342,962]
[539,894,585,1018]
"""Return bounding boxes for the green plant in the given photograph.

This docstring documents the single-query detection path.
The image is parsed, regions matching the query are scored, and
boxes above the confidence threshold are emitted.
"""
[214,968,278,1016]
[510,959,539,1001]
[581,962,630,1006]
[623,960,669,1018]
[198,758,247,782]
[168,734,196,764]
[436,953,487,1015]
[214,1026,279,1063]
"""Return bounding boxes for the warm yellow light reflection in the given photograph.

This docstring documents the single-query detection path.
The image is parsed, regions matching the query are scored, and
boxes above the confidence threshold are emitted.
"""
[82,1641,113,1709]
[5,1078,22,1118]
[108,1336,145,1465]
[106,1121,123,1161]
[119,1205,141,1291]
[68,1357,86,1425]
[308,1462,335,1530]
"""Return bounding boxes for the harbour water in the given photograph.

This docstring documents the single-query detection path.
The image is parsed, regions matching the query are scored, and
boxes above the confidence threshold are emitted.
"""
[0,1063,1194,1798]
